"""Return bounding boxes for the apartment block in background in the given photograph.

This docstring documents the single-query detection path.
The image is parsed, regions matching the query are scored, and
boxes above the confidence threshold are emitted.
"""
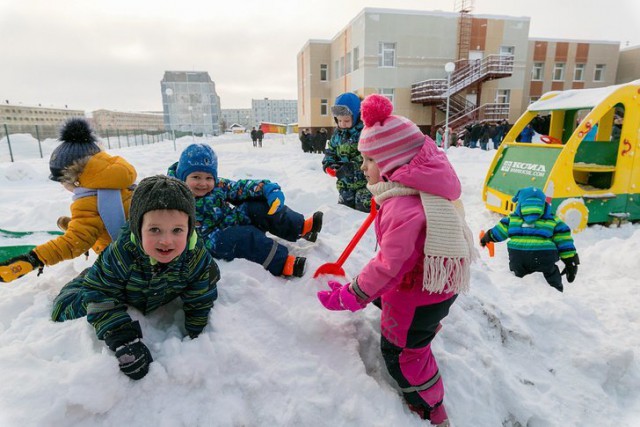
[251,98,297,127]
[0,103,85,139]
[161,71,221,136]
[616,45,640,84]
[92,110,164,133]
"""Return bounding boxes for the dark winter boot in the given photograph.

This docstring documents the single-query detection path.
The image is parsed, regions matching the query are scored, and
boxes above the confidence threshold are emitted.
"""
[282,256,307,278]
[301,211,323,242]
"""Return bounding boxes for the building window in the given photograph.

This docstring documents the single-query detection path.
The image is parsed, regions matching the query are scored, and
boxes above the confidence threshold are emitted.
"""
[378,88,395,104]
[594,64,606,81]
[353,47,359,70]
[500,45,515,56]
[334,60,339,79]
[574,63,585,81]
[530,96,540,104]
[320,64,328,81]
[496,89,511,104]
[553,63,565,81]
[346,52,352,74]
[378,42,396,67]
[320,99,328,116]
[532,62,544,81]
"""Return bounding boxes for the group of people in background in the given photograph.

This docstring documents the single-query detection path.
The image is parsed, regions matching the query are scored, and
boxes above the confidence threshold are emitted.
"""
[459,119,512,149]
[299,127,328,153]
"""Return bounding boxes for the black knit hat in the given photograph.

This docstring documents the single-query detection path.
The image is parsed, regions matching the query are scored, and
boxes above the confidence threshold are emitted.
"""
[129,175,196,242]
[49,117,101,182]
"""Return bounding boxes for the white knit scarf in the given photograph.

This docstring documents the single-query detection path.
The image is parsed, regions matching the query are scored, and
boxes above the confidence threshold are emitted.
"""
[367,181,476,294]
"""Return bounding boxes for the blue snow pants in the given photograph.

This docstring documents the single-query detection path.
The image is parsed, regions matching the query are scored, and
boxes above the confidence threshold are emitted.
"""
[206,201,304,276]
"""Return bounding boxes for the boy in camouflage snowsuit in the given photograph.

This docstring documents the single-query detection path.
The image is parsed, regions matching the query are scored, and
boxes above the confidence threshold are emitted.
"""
[321,92,371,213]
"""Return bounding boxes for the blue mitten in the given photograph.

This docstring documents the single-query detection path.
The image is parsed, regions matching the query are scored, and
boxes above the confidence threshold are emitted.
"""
[263,182,285,215]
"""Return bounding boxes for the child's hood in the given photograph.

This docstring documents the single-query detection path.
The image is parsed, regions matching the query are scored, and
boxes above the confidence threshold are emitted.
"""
[65,151,137,190]
[387,137,461,201]
[333,93,361,123]
[512,187,551,223]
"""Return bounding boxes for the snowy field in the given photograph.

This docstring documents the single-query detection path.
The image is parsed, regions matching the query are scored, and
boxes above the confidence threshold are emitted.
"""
[0,132,639,426]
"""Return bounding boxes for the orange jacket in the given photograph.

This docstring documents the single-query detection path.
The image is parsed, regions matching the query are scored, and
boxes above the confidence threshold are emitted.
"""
[34,151,137,266]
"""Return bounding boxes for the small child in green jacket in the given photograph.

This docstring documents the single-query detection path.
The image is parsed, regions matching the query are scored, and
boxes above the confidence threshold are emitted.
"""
[480,186,579,292]
[51,175,220,380]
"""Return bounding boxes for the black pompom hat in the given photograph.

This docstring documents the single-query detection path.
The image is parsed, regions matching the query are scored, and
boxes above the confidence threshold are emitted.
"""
[49,117,101,182]
[129,175,196,243]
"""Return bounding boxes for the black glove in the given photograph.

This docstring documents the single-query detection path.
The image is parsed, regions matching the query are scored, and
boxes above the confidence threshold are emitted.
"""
[104,321,153,380]
[561,254,580,283]
[0,250,44,283]
[480,230,494,247]
[335,162,355,179]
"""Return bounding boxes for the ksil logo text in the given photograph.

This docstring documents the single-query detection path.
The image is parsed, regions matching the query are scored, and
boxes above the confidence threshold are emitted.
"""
[500,161,547,177]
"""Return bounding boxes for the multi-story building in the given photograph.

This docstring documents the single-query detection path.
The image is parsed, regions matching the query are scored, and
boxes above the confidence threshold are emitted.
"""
[91,110,164,133]
[161,71,222,136]
[616,45,640,84]
[297,7,627,135]
[221,108,253,131]
[0,103,85,138]
[524,38,620,104]
[251,98,297,126]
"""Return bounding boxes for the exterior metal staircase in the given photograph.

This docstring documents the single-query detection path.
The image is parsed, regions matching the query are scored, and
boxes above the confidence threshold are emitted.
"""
[411,54,514,131]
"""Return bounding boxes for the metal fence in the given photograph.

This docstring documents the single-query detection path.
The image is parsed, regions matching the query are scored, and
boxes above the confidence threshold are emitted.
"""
[1,123,175,163]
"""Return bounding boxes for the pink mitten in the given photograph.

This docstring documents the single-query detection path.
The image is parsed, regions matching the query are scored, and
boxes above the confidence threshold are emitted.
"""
[317,280,364,312]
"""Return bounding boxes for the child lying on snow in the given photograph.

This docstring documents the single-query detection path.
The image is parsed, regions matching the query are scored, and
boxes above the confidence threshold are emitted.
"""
[168,143,323,278]
[51,176,220,380]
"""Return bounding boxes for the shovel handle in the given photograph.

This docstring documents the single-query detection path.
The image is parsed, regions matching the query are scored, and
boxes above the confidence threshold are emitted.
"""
[333,201,378,267]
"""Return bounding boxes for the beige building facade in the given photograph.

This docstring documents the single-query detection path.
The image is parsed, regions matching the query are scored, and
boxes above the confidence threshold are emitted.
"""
[91,109,165,133]
[616,45,640,84]
[298,8,629,134]
[0,103,84,138]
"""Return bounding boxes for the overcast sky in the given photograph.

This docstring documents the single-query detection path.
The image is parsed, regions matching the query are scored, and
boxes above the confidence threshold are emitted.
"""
[1,0,639,113]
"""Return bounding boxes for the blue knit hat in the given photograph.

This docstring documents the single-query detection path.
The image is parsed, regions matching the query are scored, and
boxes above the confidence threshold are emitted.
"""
[176,143,218,182]
[49,118,101,182]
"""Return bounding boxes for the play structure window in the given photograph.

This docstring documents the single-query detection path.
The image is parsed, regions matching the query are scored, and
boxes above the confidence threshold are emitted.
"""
[572,105,625,190]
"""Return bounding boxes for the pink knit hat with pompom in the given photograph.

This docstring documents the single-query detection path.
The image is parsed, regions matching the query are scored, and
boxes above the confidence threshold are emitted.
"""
[358,94,425,176]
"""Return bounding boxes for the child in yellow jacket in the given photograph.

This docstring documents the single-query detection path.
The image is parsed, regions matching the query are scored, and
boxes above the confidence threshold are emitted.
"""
[0,118,137,283]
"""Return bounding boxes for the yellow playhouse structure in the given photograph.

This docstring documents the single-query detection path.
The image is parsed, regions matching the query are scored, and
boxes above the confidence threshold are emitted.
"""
[483,80,640,232]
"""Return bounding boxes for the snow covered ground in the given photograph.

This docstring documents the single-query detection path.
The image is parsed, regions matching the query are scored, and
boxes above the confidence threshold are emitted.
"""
[0,132,639,426]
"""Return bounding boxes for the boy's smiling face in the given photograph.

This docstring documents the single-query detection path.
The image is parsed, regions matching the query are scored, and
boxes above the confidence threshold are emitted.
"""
[185,171,215,197]
[140,209,189,263]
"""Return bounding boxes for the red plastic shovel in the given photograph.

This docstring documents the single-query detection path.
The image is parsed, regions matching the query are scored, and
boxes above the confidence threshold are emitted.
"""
[314,200,378,278]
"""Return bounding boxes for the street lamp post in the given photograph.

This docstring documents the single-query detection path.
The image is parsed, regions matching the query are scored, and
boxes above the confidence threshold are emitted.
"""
[443,62,456,150]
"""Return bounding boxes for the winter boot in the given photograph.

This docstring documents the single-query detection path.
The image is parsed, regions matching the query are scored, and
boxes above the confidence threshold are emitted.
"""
[429,403,449,426]
[408,403,449,426]
[301,211,323,242]
[282,255,306,278]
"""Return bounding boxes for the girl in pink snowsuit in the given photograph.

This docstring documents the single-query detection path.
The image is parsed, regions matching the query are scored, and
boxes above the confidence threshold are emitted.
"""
[317,94,474,426]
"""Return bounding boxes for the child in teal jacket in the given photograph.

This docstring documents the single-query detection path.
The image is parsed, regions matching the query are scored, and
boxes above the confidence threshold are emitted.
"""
[51,175,220,380]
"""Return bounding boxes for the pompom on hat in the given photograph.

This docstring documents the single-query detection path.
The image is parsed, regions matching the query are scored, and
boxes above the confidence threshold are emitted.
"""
[176,143,218,182]
[49,118,101,181]
[358,94,425,176]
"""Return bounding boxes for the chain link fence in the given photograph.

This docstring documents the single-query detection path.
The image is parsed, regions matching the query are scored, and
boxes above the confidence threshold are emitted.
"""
[1,124,175,163]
